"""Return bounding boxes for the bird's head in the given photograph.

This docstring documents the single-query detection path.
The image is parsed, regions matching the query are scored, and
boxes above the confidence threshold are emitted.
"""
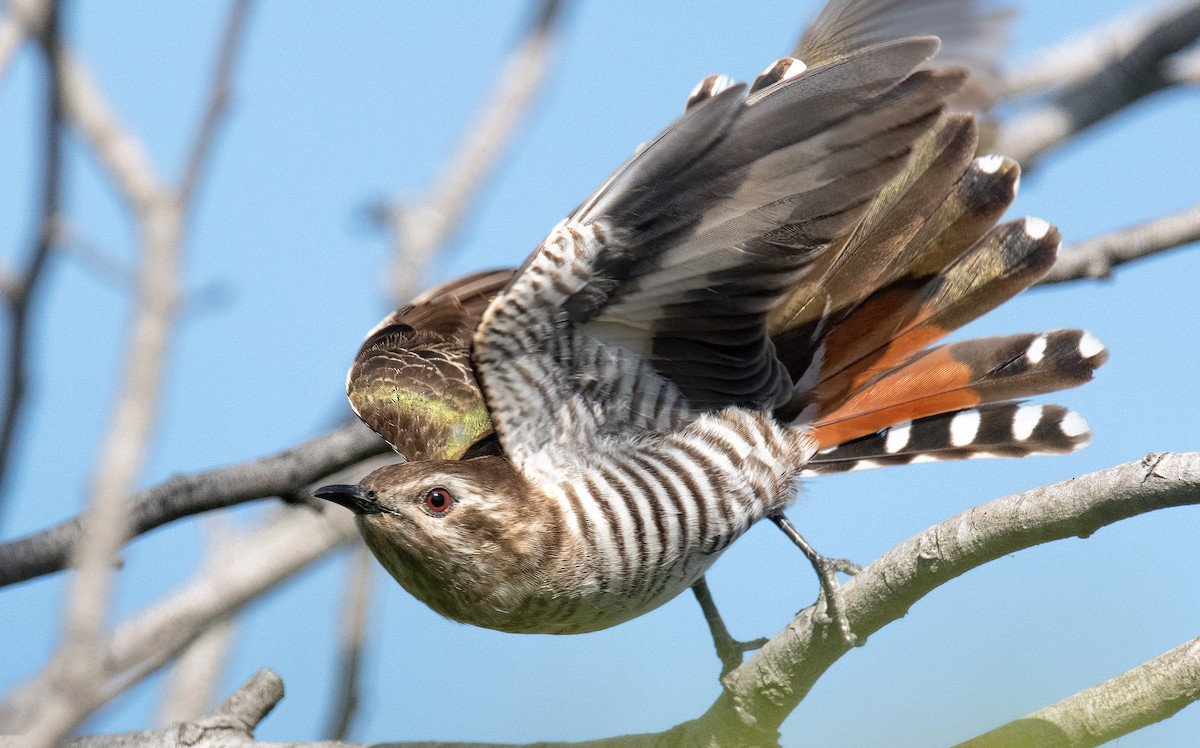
[314,456,569,631]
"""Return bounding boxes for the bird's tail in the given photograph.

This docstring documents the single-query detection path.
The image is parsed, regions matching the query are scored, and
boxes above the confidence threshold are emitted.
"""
[764,114,1107,473]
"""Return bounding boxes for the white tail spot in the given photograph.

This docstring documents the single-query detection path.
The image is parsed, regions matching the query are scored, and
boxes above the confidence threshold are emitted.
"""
[977,154,1004,173]
[1026,334,1048,364]
[884,421,912,453]
[1078,331,1106,359]
[1024,216,1052,240]
[908,453,941,464]
[950,409,981,447]
[1013,404,1044,441]
[1060,411,1090,438]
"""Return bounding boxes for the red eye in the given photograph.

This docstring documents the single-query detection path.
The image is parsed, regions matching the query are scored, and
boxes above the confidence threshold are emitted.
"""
[423,487,453,516]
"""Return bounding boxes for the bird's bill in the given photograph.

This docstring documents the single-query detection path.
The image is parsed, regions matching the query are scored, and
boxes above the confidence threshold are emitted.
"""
[313,484,381,515]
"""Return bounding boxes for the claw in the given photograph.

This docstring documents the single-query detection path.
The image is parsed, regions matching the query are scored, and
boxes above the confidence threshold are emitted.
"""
[770,514,861,646]
[691,577,768,678]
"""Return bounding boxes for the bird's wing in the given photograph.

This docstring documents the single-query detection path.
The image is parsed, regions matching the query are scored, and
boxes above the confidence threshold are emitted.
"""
[796,0,1010,115]
[348,269,514,461]
[473,38,963,463]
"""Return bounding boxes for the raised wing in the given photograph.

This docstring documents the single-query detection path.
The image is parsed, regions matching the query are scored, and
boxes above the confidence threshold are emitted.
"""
[796,0,1010,115]
[348,269,514,461]
[474,38,964,463]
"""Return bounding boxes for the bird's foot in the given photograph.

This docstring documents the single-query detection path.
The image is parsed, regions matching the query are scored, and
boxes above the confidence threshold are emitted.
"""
[691,577,769,678]
[770,514,861,647]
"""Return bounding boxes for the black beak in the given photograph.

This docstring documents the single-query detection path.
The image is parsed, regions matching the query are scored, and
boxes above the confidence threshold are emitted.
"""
[313,484,381,515]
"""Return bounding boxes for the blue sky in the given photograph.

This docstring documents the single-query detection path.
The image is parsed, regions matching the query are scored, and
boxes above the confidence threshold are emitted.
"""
[1,1,1198,745]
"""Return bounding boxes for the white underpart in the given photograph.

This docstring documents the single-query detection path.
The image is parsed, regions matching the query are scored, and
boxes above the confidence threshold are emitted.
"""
[884,421,912,453]
[1012,404,1044,441]
[1024,216,1052,240]
[1078,331,1106,359]
[1026,333,1048,364]
[1060,411,1090,438]
[950,409,981,447]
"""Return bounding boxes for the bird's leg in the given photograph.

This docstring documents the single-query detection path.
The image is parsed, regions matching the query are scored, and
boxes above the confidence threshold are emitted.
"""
[690,576,768,678]
[769,513,861,646]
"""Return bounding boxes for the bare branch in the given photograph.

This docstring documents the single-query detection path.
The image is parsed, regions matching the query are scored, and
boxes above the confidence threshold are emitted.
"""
[6,0,162,206]
[377,0,565,303]
[0,0,62,512]
[1040,203,1200,284]
[178,0,253,206]
[322,546,374,741]
[1001,1,1196,97]
[960,637,1200,747]
[996,1,1200,167]
[0,507,358,733]
[156,520,239,726]
[0,421,387,587]
[0,9,26,82]
[697,452,1200,739]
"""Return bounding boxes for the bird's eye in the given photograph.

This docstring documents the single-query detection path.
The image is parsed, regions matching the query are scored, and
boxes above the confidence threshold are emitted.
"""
[423,487,454,516]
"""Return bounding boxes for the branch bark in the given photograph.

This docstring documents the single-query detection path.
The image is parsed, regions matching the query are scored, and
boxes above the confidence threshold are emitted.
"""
[0,0,62,518]
[996,0,1200,167]
[958,637,1200,747]
[1040,203,1200,284]
[0,421,386,587]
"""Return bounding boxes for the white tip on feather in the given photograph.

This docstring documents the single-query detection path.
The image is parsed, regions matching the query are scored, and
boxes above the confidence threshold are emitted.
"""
[1060,411,1090,438]
[1024,216,1052,240]
[977,154,1004,173]
[778,58,806,81]
[1078,331,1106,359]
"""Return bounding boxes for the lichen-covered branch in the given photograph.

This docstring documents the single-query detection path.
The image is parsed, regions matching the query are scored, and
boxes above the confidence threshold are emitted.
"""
[696,452,1200,741]
[958,637,1200,747]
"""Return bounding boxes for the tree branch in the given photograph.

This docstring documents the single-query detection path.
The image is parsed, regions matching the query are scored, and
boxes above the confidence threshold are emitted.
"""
[322,546,374,741]
[0,507,358,734]
[1001,1,1199,97]
[996,0,1200,167]
[1039,203,1200,284]
[375,0,565,304]
[694,452,1200,741]
[0,0,62,515]
[959,637,1200,747]
[0,421,386,587]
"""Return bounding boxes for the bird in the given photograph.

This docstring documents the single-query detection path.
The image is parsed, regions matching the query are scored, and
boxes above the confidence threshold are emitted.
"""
[316,32,1107,637]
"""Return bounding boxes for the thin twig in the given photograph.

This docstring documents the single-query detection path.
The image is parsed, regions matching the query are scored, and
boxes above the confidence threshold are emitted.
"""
[959,637,1200,747]
[0,0,62,518]
[1040,203,1200,284]
[377,0,565,304]
[322,545,374,741]
[0,420,387,587]
[178,0,252,206]
[0,9,26,83]
[996,1,1200,167]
